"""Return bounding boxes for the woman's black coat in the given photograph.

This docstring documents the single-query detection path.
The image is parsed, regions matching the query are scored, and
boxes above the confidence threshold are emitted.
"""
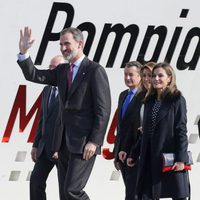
[134,93,190,199]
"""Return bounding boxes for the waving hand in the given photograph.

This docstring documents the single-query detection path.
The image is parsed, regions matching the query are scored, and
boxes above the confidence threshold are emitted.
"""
[19,26,35,54]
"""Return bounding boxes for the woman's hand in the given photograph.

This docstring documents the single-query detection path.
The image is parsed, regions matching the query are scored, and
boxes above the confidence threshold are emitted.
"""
[138,126,143,134]
[172,162,185,171]
[127,158,135,167]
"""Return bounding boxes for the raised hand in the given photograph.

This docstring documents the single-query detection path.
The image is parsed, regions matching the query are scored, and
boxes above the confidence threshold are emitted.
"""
[19,26,35,54]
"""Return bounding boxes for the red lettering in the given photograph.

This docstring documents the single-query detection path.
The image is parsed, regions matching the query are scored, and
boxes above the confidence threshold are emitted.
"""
[102,110,117,160]
[2,85,42,143]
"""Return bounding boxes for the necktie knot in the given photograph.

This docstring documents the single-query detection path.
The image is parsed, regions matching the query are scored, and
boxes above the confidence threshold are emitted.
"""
[70,63,74,70]
[128,90,133,96]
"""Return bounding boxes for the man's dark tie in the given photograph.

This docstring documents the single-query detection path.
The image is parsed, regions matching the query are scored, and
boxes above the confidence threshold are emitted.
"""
[121,90,133,119]
[67,63,74,89]
[48,86,56,109]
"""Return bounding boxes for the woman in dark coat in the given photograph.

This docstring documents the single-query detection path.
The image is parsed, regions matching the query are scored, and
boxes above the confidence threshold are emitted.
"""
[127,62,190,200]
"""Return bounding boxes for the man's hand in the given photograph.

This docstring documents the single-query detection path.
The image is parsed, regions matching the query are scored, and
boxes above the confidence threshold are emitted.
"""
[83,142,97,160]
[52,152,59,160]
[19,26,35,54]
[31,147,37,162]
[118,151,127,163]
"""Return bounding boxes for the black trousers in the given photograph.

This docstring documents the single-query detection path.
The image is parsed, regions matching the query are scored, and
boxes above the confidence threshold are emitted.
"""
[58,142,96,200]
[120,161,138,200]
[30,151,64,200]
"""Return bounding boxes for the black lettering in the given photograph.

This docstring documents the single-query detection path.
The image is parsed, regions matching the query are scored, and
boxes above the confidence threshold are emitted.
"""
[34,2,74,65]
[198,117,200,139]
[77,22,96,56]
[137,25,167,64]
[93,23,139,68]
[164,27,183,63]
[179,9,189,18]
[177,27,200,70]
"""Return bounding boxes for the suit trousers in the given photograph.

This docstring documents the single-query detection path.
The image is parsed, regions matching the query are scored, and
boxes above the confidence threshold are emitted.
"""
[58,142,96,200]
[30,151,63,200]
[120,161,138,200]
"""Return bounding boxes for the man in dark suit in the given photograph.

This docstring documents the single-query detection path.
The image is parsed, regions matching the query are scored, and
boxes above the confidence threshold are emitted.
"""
[30,55,65,200]
[17,27,111,200]
[113,61,144,200]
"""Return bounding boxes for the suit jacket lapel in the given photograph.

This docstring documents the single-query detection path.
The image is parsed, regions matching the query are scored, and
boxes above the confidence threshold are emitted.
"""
[47,94,59,117]
[44,87,51,120]
[118,90,128,122]
[145,98,172,127]
[66,58,88,101]
[156,100,172,125]
[43,86,51,117]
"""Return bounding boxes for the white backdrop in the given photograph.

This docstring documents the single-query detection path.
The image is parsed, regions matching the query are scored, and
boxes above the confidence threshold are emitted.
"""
[0,0,199,199]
